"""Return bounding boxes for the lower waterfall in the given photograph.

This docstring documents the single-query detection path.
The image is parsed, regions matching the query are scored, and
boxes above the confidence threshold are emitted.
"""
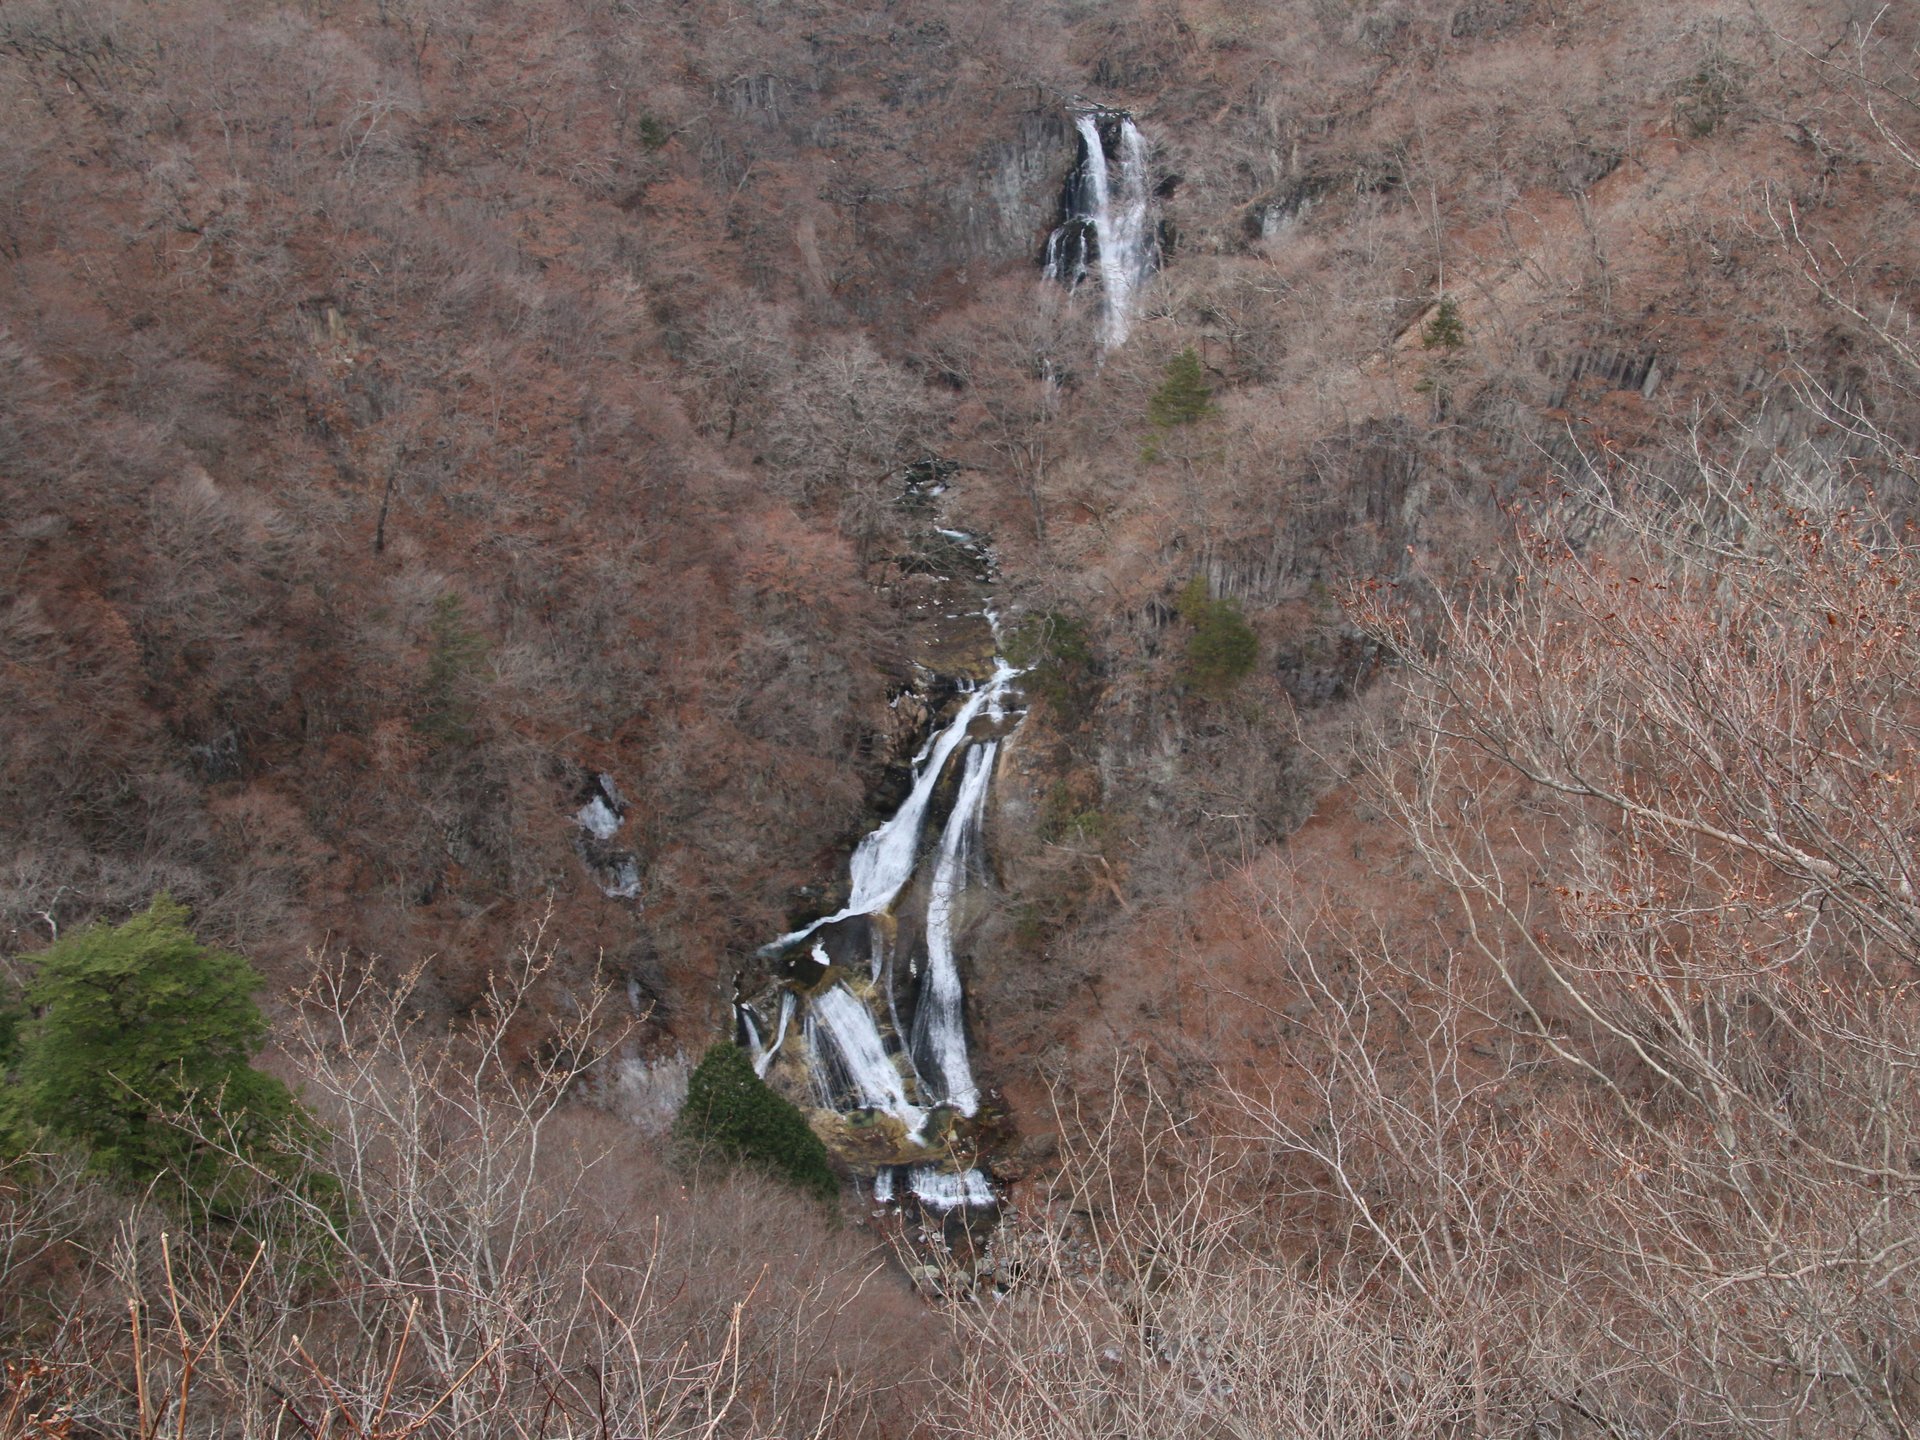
[809,982,929,1140]
[737,618,1023,1211]
[913,738,997,1116]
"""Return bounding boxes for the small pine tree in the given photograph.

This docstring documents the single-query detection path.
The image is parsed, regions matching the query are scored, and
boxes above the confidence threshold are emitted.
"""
[1147,347,1218,429]
[677,1043,838,1200]
[1421,295,1466,351]
[8,896,322,1213]
[635,114,671,151]
[1175,577,1259,695]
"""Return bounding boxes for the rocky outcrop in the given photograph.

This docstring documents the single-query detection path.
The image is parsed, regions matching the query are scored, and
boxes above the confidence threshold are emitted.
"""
[958,103,1075,262]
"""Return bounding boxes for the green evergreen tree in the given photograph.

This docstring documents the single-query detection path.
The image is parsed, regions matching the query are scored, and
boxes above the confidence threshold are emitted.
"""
[1004,610,1102,726]
[1147,347,1218,429]
[1421,295,1466,351]
[1175,576,1259,695]
[8,896,318,1210]
[677,1043,838,1200]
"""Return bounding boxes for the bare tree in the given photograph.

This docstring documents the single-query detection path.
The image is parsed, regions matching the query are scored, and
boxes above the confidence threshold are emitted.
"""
[765,335,938,563]
[684,296,793,444]
[1333,427,1920,1436]
[0,917,936,1438]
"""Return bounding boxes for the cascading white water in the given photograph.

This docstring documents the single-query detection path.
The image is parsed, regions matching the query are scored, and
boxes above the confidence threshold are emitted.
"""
[1043,111,1157,349]
[575,773,643,899]
[766,662,1019,953]
[1099,118,1154,347]
[912,739,997,1115]
[811,984,928,1140]
[753,991,795,1078]
[577,793,622,840]
[869,1165,996,1211]
[739,1006,764,1065]
[908,1167,997,1210]
[743,614,1025,1209]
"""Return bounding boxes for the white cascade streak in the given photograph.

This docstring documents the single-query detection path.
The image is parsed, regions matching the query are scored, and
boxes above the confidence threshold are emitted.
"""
[1092,115,1153,347]
[908,1167,997,1210]
[802,1016,835,1109]
[768,662,1018,951]
[1045,113,1155,349]
[739,1007,764,1069]
[577,794,621,840]
[753,991,795,1078]
[914,739,997,1114]
[811,985,928,1140]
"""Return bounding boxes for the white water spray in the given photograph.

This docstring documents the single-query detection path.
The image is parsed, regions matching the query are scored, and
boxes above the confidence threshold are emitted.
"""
[1044,112,1157,348]
[811,984,928,1140]
[913,739,997,1114]
[767,662,1019,951]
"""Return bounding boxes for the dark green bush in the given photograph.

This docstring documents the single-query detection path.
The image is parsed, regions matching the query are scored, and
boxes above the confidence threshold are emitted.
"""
[1421,295,1465,351]
[635,114,671,151]
[1147,347,1218,429]
[1040,776,1107,846]
[1176,577,1258,695]
[5,896,328,1219]
[677,1043,838,1201]
[418,592,487,749]
[1004,611,1101,727]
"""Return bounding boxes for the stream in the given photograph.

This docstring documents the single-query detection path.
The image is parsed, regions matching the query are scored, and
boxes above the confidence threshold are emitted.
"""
[731,107,1158,1215]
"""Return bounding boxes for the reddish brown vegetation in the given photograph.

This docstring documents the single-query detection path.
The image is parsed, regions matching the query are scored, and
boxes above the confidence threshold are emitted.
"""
[4,0,1920,1433]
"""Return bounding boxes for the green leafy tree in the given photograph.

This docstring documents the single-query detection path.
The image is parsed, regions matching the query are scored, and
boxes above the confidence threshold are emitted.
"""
[1147,347,1218,430]
[1176,576,1259,695]
[677,1043,837,1200]
[8,896,317,1211]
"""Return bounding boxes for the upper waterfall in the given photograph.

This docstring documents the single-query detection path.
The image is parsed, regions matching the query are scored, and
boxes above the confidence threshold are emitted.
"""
[1044,110,1158,348]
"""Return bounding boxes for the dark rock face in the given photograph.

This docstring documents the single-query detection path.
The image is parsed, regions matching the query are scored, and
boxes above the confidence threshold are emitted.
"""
[1239,175,1335,246]
[1545,348,1662,407]
[1450,0,1532,38]
[956,106,1075,262]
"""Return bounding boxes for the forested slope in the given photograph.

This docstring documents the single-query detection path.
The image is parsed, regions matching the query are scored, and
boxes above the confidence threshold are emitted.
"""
[3,0,1920,1433]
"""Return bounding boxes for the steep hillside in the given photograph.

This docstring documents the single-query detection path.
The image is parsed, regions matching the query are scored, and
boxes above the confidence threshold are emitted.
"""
[3,0,1920,1431]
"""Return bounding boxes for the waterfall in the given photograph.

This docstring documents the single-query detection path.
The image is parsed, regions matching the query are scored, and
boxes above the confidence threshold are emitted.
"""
[752,991,795,1078]
[908,1167,996,1210]
[744,613,1025,1206]
[872,1165,995,1211]
[574,772,644,899]
[912,739,997,1115]
[738,1005,764,1062]
[811,984,929,1140]
[1044,111,1157,348]
[765,661,1019,952]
